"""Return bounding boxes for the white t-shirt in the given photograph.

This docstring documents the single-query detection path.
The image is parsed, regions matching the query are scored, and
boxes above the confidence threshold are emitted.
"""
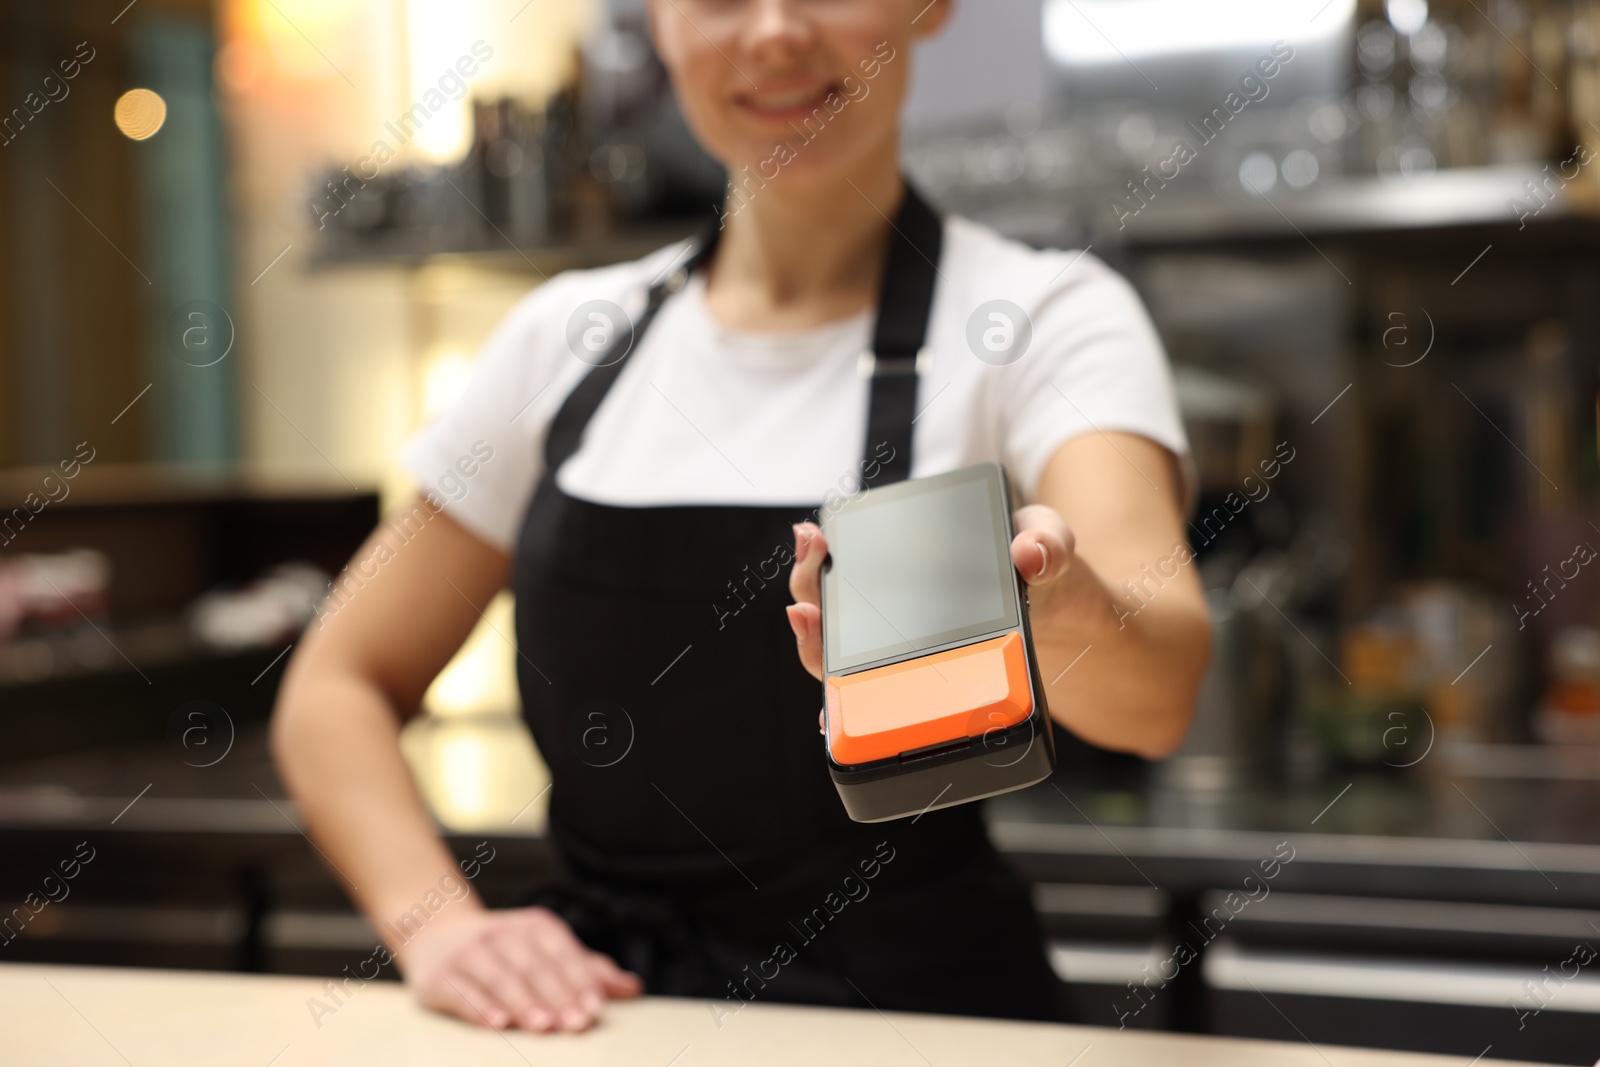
[401,215,1193,551]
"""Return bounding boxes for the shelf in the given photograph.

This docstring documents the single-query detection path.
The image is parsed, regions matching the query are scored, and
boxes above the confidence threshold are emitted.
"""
[0,616,199,688]
[302,165,1600,269]
[1111,162,1600,244]
[0,462,378,512]
[306,218,701,273]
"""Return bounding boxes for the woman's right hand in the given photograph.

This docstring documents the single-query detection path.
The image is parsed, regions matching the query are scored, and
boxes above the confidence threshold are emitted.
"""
[272,505,642,1032]
[398,905,643,1032]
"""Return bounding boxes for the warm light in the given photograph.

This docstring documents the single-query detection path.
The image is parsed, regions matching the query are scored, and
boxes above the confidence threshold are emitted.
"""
[1044,0,1355,65]
[401,715,552,832]
[420,349,473,423]
[114,89,167,140]
[425,592,519,717]
[250,0,364,82]
[215,38,265,95]
[408,588,549,831]
[434,731,492,819]
[428,628,499,714]
[403,0,474,163]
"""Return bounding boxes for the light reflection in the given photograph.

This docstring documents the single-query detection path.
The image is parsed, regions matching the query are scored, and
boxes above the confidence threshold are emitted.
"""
[1044,0,1356,66]
[249,0,363,82]
[420,348,473,423]
[402,714,552,832]
[426,591,516,716]
[404,0,472,163]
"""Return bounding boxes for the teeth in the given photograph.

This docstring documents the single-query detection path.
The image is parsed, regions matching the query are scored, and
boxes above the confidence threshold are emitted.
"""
[748,87,827,110]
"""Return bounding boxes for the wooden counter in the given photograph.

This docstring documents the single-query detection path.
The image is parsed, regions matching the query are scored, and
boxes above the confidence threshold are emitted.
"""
[2,963,1546,1067]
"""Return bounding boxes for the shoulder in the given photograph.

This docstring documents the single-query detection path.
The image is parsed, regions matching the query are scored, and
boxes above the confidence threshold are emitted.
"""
[932,215,1189,507]
[939,214,1145,319]
[934,214,1161,372]
[491,238,698,343]
[394,238,700,550]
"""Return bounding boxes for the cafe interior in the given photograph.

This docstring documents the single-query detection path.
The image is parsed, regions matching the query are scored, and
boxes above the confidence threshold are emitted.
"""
[2,0,1599,1063]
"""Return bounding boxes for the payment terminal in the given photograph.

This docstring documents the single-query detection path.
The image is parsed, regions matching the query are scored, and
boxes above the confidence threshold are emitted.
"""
[819,463,1056,822]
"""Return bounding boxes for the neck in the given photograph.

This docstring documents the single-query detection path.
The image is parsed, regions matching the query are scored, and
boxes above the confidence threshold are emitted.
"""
[706,143,904,326]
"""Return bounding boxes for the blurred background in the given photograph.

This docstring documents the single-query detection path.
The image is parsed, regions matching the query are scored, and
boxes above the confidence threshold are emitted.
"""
[2,0,1599,1061]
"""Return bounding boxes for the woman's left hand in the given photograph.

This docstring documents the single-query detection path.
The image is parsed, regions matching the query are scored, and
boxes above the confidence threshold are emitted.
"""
[784,522,830,684]
[784,506,1078,684]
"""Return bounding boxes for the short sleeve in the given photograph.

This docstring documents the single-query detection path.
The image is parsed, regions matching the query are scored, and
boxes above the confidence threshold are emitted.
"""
[996,252,1196,515]
[397,278,578,551]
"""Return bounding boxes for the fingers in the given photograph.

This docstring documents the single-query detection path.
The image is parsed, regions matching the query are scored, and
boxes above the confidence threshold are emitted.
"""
[455,940,549,1030]
[587,950,644,999]
[522,910,608,1030]
[787,601,823,681]
[787,523,827,681]
[1010,505,1075,585]
[482,922,568,1031]
[425,945,535,1030]
[787,523,827,606]
[436,970,507,1029]
[412,908,641,1036]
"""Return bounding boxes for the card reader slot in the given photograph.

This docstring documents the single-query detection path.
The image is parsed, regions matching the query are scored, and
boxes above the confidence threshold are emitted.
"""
[899,737,973,763]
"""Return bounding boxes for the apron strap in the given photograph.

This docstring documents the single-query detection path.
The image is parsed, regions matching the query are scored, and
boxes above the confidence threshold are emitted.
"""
[860,184,941,488]
[541,222,719,477]
[541,182,944,485]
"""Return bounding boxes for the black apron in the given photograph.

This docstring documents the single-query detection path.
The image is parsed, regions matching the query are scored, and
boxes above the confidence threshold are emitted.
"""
[510,183,1060,1022]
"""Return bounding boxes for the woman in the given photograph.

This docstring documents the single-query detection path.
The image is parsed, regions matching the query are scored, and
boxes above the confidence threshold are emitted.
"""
[272,0,1210,1036]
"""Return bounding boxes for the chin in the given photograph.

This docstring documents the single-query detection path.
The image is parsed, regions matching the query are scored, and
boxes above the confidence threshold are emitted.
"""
[714,129,886,200]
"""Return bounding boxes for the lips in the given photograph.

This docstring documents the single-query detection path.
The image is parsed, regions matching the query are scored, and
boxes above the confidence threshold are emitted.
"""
[734,81,841,122]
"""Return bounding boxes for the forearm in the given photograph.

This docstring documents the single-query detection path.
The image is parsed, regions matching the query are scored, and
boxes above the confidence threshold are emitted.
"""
[1027,552,1210,759]
[271,661,484,956]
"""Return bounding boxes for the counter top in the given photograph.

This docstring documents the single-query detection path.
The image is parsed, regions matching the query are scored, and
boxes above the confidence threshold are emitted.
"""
[0,962,1550,1067]
[3,728,1596,1060]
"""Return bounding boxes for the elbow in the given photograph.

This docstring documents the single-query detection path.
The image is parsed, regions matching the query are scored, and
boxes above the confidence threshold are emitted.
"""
[268,632,415,783]
[268,662,303,775]
[1127,693,1201,761]
[1134,608,1214,761]
[1070,687,1200,762]
[1130,705,1196,761]
[268,642,321,777]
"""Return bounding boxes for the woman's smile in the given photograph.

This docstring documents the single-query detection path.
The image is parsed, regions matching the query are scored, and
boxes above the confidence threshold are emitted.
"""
[732,78,840,124]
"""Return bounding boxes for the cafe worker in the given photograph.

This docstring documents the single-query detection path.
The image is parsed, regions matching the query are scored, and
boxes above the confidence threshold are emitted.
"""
[272,0,1211,1035]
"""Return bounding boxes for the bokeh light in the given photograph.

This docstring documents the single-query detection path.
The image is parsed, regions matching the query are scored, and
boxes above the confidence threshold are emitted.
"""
[113,88,167,140]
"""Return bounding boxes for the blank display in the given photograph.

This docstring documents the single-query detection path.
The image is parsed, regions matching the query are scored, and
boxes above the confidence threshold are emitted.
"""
[825,470,1015,670]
